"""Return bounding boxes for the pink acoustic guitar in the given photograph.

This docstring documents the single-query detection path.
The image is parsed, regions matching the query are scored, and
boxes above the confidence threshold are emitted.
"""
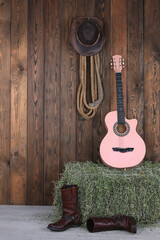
[100,55,146,168]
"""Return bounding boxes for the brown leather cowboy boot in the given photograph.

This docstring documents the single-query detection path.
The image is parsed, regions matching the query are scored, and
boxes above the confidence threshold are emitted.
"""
[47,185,81,231]
[87,215,137,233]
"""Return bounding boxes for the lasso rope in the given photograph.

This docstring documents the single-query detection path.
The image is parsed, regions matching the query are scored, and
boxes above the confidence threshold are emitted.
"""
[77,53,104,120]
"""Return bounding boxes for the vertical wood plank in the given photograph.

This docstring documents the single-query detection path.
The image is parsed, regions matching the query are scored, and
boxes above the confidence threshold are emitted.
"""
[127,0,144,137]
[44,0,61,205]
[76,0,95,163]
[92,0,110,163]
[10,0,28,204]
[110,0,127,113]
[28,0,44,204]
[1,0,160,205]
[144,0,160,161]
[0,0,11,204]
[60,0,77,171]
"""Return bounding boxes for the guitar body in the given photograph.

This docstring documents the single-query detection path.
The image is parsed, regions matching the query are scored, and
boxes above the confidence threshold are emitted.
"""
[100,111,146,168]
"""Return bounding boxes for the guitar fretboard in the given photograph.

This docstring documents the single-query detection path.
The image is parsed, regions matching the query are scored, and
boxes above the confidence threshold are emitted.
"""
[116,73,125,124]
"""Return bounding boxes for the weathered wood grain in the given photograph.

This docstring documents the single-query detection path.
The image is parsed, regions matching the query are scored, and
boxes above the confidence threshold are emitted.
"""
[127,0,144,137]
[76,0,95,163]
[0,0,11,204]
[1,0,160,205]
[10,0,28,204]
[60,0,77,171]
[28,0,44,204]
[92,0,110,163]
[110,0,127,113]
[144,0,160,161]
[44,0,61,205]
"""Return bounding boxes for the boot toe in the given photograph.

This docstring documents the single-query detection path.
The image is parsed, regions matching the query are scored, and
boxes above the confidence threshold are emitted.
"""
[47,223,57,230]
[129,217,137,233]
[47,219,71,232]
[47,223,54,230]
[47,223,64,231]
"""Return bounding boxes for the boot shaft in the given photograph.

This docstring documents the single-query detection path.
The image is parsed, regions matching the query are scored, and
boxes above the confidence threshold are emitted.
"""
[61,185,79,216]
[87,215,137,233]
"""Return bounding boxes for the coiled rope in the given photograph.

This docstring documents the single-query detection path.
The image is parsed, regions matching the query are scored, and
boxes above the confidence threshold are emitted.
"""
[77,53,104,120]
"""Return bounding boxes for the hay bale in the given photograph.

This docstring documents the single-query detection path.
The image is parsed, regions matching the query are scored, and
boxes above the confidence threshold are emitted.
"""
[53,161,160,225]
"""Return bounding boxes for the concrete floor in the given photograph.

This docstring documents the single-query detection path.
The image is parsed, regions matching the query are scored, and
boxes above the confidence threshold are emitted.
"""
[0,205,160,240]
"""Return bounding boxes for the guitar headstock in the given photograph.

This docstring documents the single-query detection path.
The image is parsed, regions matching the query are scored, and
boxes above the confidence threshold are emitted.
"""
[110,55,124,72]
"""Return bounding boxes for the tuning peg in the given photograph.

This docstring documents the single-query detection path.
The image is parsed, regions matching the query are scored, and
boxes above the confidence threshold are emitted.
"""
[122,58,125,68]
[110,60,113,68]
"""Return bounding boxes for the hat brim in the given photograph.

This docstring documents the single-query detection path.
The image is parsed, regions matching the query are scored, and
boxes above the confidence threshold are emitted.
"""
[69,17,105,56]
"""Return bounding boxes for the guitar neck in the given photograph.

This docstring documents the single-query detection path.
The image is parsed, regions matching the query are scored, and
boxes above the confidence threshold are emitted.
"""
[116,73,125,124]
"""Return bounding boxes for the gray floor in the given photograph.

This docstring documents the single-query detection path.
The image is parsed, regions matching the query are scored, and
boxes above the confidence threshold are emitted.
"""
[0,205,160,240]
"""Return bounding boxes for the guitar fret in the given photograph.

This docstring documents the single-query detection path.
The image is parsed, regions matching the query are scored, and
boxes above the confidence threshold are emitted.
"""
[116,72,125,124]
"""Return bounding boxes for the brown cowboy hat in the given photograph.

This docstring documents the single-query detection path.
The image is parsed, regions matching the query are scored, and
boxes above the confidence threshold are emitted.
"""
[69,17,105,56]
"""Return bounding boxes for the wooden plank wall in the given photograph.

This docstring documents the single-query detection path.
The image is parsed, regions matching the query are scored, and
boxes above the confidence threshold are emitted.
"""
[0,0,160,205]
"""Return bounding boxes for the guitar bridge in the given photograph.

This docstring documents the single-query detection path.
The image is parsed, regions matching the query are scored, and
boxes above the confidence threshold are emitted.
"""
[112,147,134,153]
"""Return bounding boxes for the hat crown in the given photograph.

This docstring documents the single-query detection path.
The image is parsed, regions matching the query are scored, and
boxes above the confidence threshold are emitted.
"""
[77,19,99,46]
[70,17,105,56]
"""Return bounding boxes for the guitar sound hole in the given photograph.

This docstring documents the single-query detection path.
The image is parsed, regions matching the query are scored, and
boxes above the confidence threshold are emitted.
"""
[113,122,130,137]
[117,124,127,134]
